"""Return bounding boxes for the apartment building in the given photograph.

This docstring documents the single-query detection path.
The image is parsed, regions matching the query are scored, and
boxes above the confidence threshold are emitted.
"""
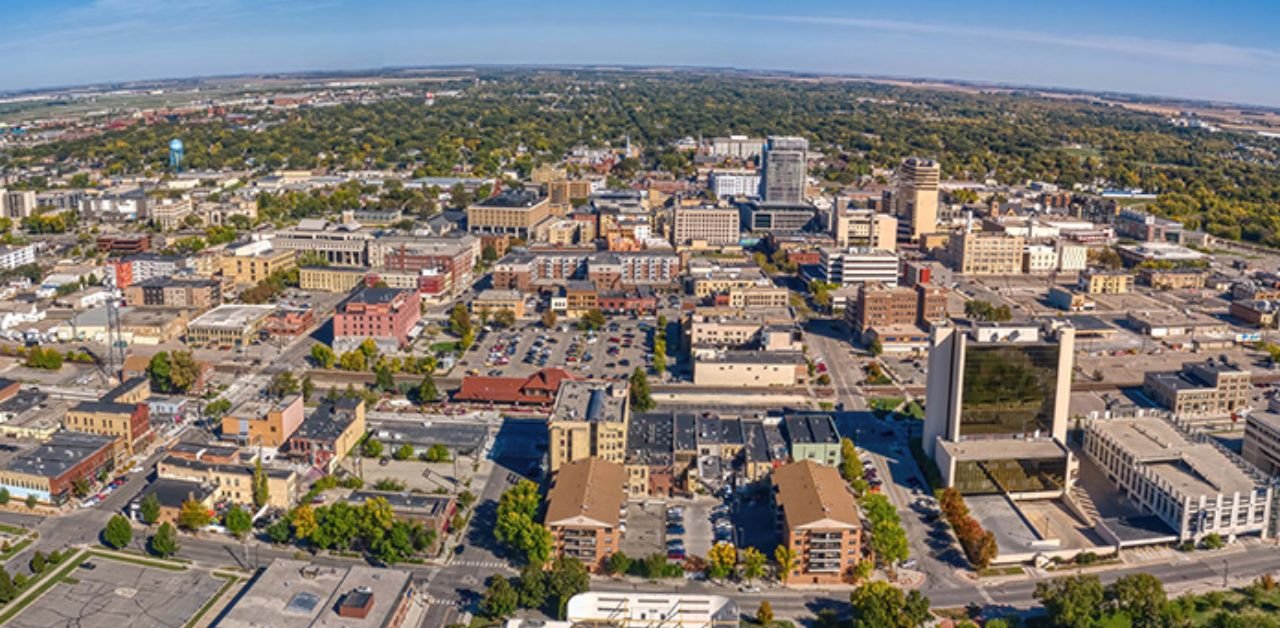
[1,189,37,219]
[1079,269,1134,294]
[544,457,626,572]
[709,172,761,198]
[726,285,789,309]
[370,235,478,296]
[1139,268,1208,290]
[819,248,900,287]
[299,266,369,293]
[466,190,550,237]
[672,206,740,246]
[0,244,36,270]
[546,179,594,212]
[332,287,421,353]
[761,136,808,204]
[492,251,679,291]
[123,277,221,309]
[548,381,631,472]
[1243,399,1280,475]
[147,197,194,230]
[946,231,1025,275]
[1085,415,1272,543]
[1143,360,1251,428]
[221,395,305,448]
[772,460,863,584]
[848,283,916,337]
[1023,245,1059,274]
[690,265,770,299]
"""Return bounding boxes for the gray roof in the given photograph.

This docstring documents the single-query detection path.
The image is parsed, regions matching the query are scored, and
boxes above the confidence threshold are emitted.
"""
[4,431,115,478]
[783,414,840,445]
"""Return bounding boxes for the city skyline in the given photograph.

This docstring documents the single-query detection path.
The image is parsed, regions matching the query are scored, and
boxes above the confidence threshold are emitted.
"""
[3,0,1280,107]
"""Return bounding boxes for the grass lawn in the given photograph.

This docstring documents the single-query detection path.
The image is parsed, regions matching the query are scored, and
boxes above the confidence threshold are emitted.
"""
[429,341,460,353]
[0,536,35,561]
[869,397,904,413]
[89,548,189,571]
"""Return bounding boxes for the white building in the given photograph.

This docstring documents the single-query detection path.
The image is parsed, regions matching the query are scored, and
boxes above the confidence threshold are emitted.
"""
[2,189,37,219]
[1057,242,1088,272]
[819,248,900,287]
[0,301,44,331]
[709,172,761,199]
[1022,245,1058,274]
[1084,415,1272,544]
[564,592,739,627]
[0,244,36,270]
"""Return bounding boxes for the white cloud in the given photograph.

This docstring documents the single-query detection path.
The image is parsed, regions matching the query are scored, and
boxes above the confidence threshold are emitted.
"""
[701,12,1280,70]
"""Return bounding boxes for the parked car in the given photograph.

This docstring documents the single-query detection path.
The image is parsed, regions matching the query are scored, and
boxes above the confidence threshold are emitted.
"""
[666,524,686,536]
[667,548,686,560]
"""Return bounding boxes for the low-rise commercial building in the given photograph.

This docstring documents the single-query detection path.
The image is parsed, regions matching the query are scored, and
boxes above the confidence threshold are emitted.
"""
[545,457,627,572]
[692,350,808,387]
[221,395,305,448]
[466,190,550,238]
[819,248,900,287]
[772,460,863,584]
[122,276,221,309]
[471,289,526,318]
[299,266,368,293]
[1143,360,1251,428]
[157,453,297,510]
[1079,269,1133,294]
[1085,415,1272,543]
[185,304,274,347]
[782,415,842,467]
[217,559,418,628]
[1139,267,1208,290]
[0,431,116,505]
[287,398,366,474]
[946,231,1025,275]
[63,394,152,467]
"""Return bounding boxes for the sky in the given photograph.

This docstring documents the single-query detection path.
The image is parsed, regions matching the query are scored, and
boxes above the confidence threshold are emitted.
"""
[3,0,1280,107]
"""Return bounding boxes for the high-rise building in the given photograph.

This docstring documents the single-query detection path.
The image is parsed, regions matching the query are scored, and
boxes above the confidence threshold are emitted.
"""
[2,189,37,219]
[893,158,940,242]
[924,322,1076,497]
[833,208,897,251]
[760,136,808,204]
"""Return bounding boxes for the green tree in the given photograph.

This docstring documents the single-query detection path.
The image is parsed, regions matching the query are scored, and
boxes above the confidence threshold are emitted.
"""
[541,309,557,329]
[267,371,298,397]
[168,350,200,391]
[252,458,269,509]
[266,518,292,544]
[339,350,367,371]
[224,505,252,538]
[0,487,8,505]
[481,574,519,619]
[147,352,173,391]
[417,374,439,403]
[374,364,394,392]
[393,443,415,461]
[546,556,590,619]
[177,499,213,531]
[629,367,655,412]
[310,344,336,369]
[1106,573,1166,628]
[839,437,864,484]
[518,562,547,609]
[362,438,384,458]
[869,336,884,357]
[103,514,133,549]
[578,309,607,331]
[29,550,46,574]
[1035,574,1105,628]
[606,551,633,576]
[742,546,766,582]
[150,522,180,558]
[1202,533,1225,550]
[359,338,379,360]
[493,308,517,329]
[140,492,161,525]
[862,493,910,566]
[301,374,315,401]
[423,444,451,462]
[0,566,15,603]
[482,244,499,262]
[25,494,36,509]
[449,303,472,337]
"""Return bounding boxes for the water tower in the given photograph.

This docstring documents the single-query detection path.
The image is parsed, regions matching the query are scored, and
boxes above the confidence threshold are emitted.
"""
[168,138,185,172]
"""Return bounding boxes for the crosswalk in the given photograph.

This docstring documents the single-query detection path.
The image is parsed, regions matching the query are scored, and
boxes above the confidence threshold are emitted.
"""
[448,559,514,570]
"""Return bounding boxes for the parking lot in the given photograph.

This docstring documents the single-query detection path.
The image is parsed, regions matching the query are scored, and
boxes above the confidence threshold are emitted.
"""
[8,556,230,628]
[453,318,656,381]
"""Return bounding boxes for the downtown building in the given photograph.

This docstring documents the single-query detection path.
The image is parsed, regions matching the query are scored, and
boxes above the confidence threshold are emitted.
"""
[924,321,1076,497]
[819,247,900,287]
[332,287,421,353]
[891,157,940,242]
[492,251,680,292]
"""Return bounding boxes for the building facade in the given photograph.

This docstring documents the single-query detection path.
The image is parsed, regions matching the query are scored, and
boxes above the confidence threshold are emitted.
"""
[545,457,627,572]
[772,461,863,584]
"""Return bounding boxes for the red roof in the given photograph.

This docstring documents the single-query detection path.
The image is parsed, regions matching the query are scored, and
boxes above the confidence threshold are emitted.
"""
[455,368,575,404]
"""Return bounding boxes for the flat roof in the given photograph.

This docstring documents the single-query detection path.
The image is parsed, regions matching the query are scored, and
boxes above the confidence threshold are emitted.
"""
[216,559,414,628]
[783,414,839,445]
[3,431,115,478]
[551,381,628,424]
[1092,417,1260,497]
[939,438,1069,461]
[348,489,451,516]
[626,413,673,465]
[367,421,489,453]
[700,350,805,365]
[188,305,274,329]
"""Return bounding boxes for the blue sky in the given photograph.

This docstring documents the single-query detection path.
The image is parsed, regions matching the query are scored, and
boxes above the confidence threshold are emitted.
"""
[4,0,1279,106]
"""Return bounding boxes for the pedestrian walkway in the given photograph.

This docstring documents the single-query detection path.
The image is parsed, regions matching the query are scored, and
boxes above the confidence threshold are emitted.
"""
[449,559,514,570]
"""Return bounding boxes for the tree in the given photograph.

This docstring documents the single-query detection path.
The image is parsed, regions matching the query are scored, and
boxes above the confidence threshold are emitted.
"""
[224,505,252,539]
[482,244,499,262]
[266,518,292,544]
[177,499,213,531]
[606,551,632,576]
[869,337,884,357]
[393,443,415,461]
[169,350,200,392]
[150,522,180,558]
[252,458,270,509]
[578,309,607,331]
[147,352,173,391]
[541,309,557,329]
[0,487,8,505]
[417,374,439,404]
[481,574,519,619]
[25,494,36,509]
[1106,573,1166,628]
[493,308,517,329]
[140,492,161,525]
[267,371,298,397]
[0,567,15,603]
[362,438,384,458]
[310,344,336,369]
[757,600,774,625]
[742,546,766,582]
[1202,533,1225,550]
[449,303,472,337]
[339,350,367,371]
[518,562,547,610]
[629,367,655,412]
[374,364,394,392]
[862,493,909,566]
[30,550,46,574]
[707,541,737,580]
[849,581,915,628]
[103,514,133,549]
[774,545,797,584]
[546,556,590,619]
[423,444,451,462]
[359,338,379,360]
[652,336,667,375]
[73,477,91,498]
[1035,575,1105,628]
[301,374,315,401]
[839,437,864,484]
[292,504,318,540]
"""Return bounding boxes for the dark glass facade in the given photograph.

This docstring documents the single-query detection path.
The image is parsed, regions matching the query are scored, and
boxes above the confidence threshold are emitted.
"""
[952,457,1067,496]
[959,343,1061,438]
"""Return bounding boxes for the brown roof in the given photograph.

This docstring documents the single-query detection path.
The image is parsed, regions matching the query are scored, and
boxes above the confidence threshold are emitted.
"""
[772,460,861,530]
[454,368,574,404]
[544,457,626,529]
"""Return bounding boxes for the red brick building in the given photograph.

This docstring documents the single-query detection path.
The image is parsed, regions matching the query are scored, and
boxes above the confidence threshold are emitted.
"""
[97,235,151,256]
[454,368,575,406]
[333,288,421,352]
